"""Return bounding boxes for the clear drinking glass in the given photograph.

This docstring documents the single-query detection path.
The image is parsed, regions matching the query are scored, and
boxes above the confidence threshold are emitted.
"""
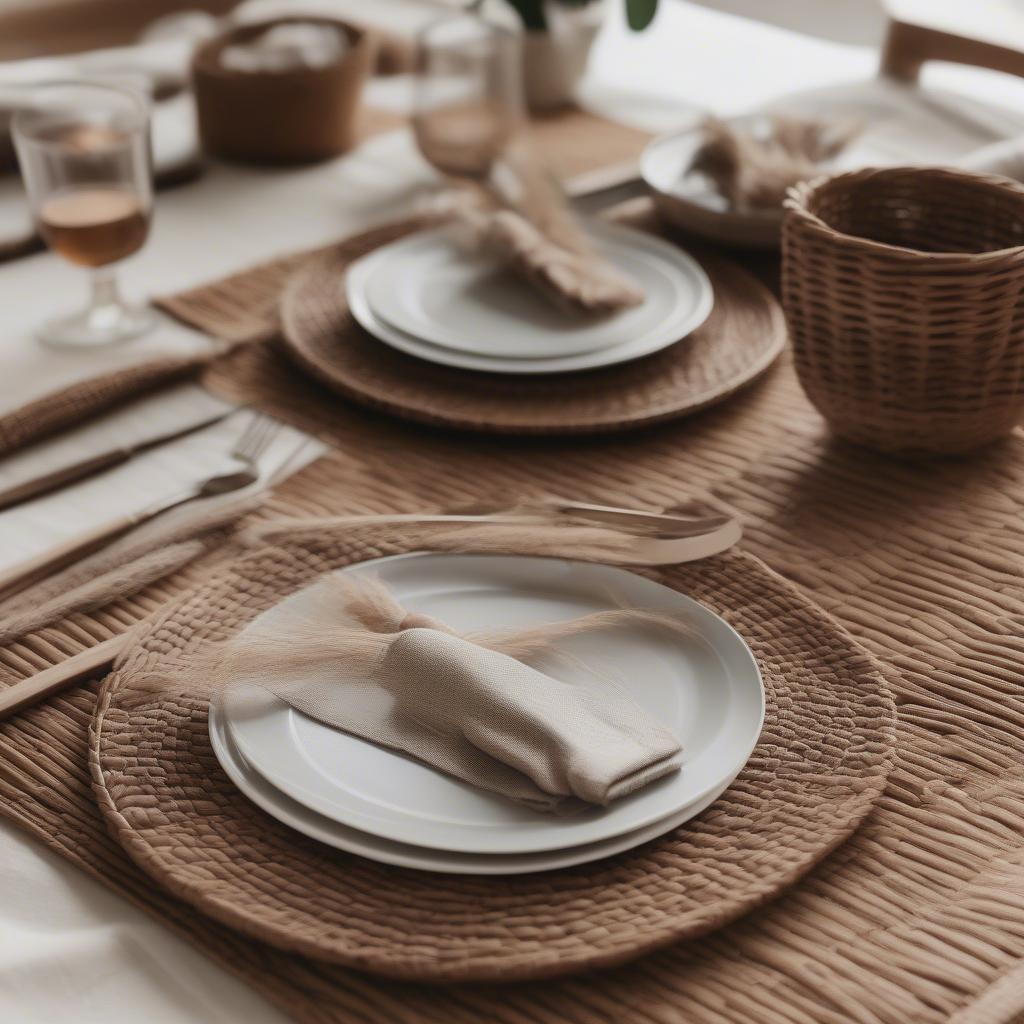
[413,9,523,181]
[13,81,156,349]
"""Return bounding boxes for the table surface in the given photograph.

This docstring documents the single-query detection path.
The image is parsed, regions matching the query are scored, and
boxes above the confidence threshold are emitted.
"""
[2,3,1024,1022]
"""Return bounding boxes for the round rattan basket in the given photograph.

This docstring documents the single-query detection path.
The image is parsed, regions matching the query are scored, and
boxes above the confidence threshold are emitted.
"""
[782,166,1024,455]
[192,17,372,164]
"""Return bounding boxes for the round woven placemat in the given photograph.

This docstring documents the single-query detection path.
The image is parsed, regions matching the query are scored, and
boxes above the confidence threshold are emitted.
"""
[90,523,894,983]
[278,222,786,434]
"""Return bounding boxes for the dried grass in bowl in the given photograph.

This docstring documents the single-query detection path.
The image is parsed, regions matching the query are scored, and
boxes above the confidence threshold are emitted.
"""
[782,166,1024,456]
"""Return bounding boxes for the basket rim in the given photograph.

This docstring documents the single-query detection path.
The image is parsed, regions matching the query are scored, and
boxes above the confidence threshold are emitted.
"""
[784,165,1024,264]
[192,15,368,82]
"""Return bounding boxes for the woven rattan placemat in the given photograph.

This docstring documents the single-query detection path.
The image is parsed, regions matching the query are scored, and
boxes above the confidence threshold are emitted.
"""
[278,222,785,434]
[90,525,893,982]
[2,352,1020,1020]
[3,110,1024,1018]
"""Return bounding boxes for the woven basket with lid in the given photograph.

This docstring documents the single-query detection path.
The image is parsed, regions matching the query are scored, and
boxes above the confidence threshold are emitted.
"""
[782,166,1024,455]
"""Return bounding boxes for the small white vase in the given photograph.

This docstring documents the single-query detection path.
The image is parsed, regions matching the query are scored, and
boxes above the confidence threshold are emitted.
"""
[522,2,604,112]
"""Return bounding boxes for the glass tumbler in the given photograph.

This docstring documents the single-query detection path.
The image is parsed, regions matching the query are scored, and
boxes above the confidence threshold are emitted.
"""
[13,80,157,348]
[413,9,523,181]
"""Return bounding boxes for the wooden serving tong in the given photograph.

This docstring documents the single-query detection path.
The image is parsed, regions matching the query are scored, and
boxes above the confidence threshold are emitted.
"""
[0,501,741,721]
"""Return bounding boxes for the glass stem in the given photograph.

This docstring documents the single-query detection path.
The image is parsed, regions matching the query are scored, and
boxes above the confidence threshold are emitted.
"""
[87,266,125,327]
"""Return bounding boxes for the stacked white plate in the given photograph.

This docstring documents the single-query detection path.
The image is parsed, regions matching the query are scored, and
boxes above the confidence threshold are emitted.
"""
[343,221,715,374]
[210,553,765,875]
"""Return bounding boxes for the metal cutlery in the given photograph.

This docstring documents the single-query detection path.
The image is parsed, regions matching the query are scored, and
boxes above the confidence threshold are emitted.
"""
[0,403,237,512]
[0,413,281,604]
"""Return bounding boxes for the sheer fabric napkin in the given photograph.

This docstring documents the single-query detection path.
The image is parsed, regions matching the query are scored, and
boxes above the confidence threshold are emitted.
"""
[439,143,644,318]
[216,575,686,813]
[447,192,645,318]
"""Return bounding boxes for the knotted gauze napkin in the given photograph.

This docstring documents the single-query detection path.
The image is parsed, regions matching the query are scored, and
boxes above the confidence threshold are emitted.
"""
[449,199,646,318]
[690,115,860,210]
[214,574,686,813]
[435,141,645,318]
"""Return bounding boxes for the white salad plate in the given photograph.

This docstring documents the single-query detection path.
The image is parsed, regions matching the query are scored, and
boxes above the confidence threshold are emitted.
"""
[641,79,1024,248]
[347,252,711,375]
[219,553,764,857]
[209,705,739,875]
[355,221,713,362]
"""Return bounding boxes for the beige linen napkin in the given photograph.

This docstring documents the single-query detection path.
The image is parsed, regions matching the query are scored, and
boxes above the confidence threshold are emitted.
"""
[453,201,646,317]
[439,143,644,318]
[216,575,687,813]
[691,115,859,211]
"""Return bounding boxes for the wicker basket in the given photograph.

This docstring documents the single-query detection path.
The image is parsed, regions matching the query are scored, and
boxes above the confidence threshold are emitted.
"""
[782,166,1024,455]
[192,17,373,165]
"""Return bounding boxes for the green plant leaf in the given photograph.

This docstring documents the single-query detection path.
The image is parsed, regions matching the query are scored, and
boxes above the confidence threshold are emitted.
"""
[505,0,548,31]
[625,0,658,31]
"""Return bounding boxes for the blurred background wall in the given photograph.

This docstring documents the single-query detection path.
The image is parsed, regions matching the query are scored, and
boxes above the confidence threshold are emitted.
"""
[0,0,888,60]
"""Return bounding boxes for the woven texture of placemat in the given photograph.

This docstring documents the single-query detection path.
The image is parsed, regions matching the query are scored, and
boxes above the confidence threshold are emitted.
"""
[277,220,785,434]
[2,122,1024,1018]
[88,523,893,982]
[4,332,1024,1020]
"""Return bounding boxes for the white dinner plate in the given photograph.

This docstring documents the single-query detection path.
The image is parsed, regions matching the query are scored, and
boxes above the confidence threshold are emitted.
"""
[209,704,740,875]
[222,553,764,856]
[357,221,713,361]
[346,252,711,375]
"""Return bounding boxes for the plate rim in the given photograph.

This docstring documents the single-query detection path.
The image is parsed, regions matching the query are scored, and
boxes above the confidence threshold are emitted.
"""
[209,704,741,875]
[345,223,714,375]
[222,552,766,855]
[357,221,714,361]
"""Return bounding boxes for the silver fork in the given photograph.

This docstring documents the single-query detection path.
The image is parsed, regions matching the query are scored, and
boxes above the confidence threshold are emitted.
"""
[0,413,281,604]
[230,412,281,476]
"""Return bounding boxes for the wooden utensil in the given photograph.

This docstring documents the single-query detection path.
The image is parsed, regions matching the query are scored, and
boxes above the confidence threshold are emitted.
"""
[0,503,741,721]
[0,633,128,719]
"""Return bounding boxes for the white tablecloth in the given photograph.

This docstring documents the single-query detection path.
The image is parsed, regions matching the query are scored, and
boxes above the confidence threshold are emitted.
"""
[0,384,326,571]
[2,3,1024,1021]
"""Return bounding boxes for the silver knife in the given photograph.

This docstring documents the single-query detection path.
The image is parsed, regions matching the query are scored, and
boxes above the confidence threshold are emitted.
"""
[566,158,646,214]
[0,405,237,511]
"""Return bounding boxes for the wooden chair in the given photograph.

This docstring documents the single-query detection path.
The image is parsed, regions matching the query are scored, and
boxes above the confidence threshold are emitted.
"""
[881,0,1024,82]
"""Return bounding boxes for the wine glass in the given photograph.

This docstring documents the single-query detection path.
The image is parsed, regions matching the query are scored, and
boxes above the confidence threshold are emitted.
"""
[413,9,523,182]
[13,80,157,349]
